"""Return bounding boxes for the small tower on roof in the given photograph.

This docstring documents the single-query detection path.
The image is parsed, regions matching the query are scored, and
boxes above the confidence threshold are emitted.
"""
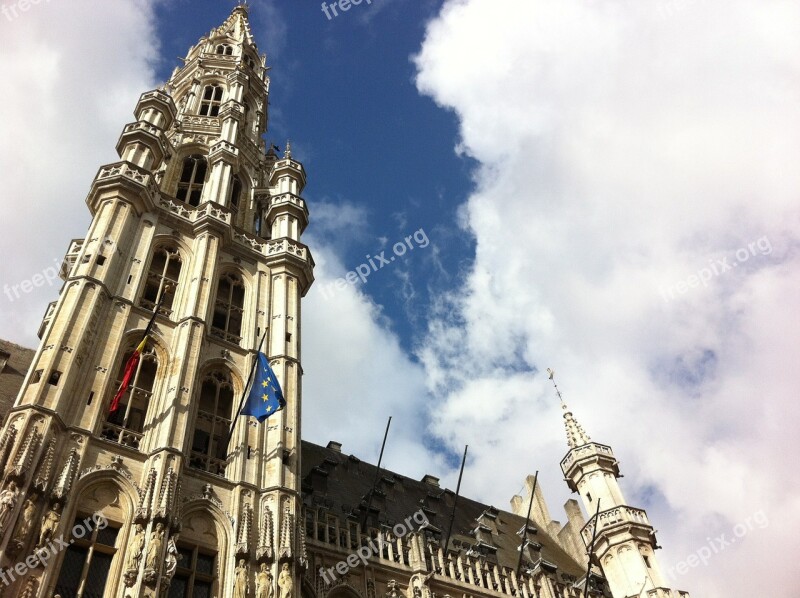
[547,369,690,598]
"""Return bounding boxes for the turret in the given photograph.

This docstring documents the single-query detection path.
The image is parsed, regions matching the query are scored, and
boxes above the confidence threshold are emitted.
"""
[549,369,690,598]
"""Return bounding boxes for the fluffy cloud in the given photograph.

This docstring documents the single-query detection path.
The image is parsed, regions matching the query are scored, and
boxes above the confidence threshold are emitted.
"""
[413,1,800,596]
[302,201,443,478]
[0,0,160,345]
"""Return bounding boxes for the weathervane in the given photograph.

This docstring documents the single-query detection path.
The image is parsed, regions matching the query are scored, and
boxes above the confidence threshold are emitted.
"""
[546,367,566,409]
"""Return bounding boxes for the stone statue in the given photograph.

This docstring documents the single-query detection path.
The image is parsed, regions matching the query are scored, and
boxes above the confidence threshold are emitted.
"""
[13,497,36,542]
[164,535,180,582]
[257,563,273,598]
[145,523,165,571]
[37,502,62,548]
[0,481,19,535]
[126,524,146,571]
[234,559,249,598]
[386,580,401,598]
[278,562,292,598]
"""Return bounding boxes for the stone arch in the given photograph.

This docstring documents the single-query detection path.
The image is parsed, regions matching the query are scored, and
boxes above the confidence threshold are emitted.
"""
[43,471,138,598]
[302,574,319,598]
[179,499,233,597]
[327,583,364,598]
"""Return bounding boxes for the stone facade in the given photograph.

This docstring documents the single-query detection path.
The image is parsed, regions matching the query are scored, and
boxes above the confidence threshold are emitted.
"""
[0,5,692,598]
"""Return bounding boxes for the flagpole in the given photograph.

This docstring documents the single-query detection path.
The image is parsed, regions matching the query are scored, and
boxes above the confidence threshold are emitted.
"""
[226,329,268,449]
[516,470,539,576]
[583,498,602,598]
[443,444,468,554]
[361,416,392,530]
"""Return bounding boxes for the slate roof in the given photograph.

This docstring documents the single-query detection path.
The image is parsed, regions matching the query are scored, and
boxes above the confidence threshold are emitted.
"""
[301,440,589,580]
[0,339,35,423]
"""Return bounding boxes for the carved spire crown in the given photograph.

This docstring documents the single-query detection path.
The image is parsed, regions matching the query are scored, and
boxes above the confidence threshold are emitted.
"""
[547,368,592,449]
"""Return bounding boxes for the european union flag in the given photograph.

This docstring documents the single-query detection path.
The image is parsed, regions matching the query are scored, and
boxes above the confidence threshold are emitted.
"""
[240,353,285,422]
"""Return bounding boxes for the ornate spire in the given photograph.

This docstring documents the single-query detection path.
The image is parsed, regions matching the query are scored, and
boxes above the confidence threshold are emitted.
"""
[155,468,178,521]
[52,448,80,501]
[279,504,293,559]
[0,425,18,477]
[136,468,158,522]
[236,504,253,556]
[284,139,292,159]
[33,438,57,493]
[257,505,274,562]
[9,427,41,482]
[547,368,591,449]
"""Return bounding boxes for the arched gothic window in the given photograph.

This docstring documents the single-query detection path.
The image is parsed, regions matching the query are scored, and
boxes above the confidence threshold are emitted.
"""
[102,343,158,449]
[176,155,207,206]
[189,369,234,475]
[199,84,223,117]
[211,272,244,345]
[215,44,233,56]
[141,245,181,316]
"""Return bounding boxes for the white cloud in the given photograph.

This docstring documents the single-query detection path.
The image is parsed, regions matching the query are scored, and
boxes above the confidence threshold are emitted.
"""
[302,213,443,480]
[0,0,160,345]
[413,1,800,596]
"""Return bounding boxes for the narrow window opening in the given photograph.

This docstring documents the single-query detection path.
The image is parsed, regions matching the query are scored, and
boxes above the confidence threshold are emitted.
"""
[587,492,592,502]
[48,371,62,386]
[97,255,106,266]
[87,391,94,406]
[31,369,43,383]
[127,274,133,284]
[229,175,242,211]
[644,555,652,569]
[285,332,292,343]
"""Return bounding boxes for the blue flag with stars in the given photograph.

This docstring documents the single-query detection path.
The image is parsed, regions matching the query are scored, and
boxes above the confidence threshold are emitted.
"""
[240,353,285,422]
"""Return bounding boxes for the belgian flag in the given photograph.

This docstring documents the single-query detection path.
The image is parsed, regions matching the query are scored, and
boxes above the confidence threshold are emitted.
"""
[109,292,165,414]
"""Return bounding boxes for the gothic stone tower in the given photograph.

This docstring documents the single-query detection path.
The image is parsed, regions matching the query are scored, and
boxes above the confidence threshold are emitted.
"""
[0,5,313,597]
[559,400,690,598]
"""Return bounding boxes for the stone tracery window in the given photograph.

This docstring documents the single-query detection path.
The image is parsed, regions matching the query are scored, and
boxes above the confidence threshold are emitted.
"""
[53,515,121,597]
[176,155,208,206]
[102,343,158,449]
[168,543,217,597]
[211,272,245,345]
[141,245,181,316]
[199,84,223,117]
[189,369,234,476]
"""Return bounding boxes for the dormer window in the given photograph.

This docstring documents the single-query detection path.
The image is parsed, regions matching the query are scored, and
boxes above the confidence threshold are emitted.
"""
[176,155,208,206]
[215,44,233,56]
[199,84,223,117]
[244,55,255,69]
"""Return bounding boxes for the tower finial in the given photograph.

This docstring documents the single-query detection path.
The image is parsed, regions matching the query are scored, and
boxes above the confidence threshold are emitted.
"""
[547,368,591,449]
[284,139,292,159]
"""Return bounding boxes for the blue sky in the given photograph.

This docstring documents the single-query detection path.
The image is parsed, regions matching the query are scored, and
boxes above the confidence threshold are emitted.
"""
[2,2,799,596]
[154,0,475,353]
